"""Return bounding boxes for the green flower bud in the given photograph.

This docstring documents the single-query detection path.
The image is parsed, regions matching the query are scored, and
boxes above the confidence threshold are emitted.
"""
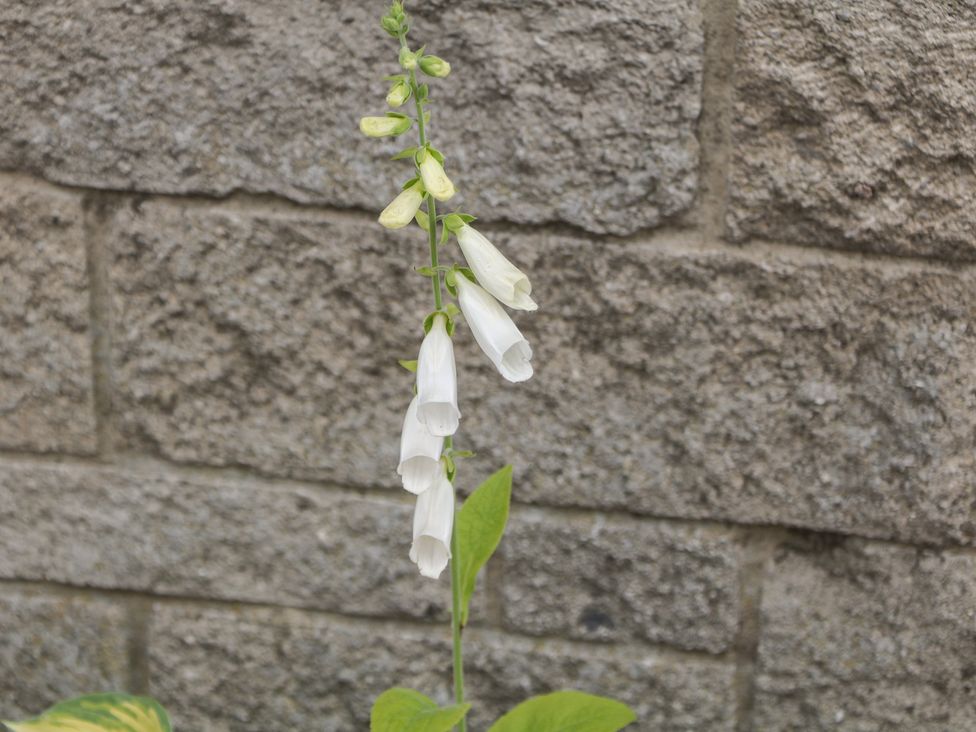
[359,115,412,138]
[419,55,451,78]
[399,47,418,70]
[386,80,411,108]
[380,16,400,36]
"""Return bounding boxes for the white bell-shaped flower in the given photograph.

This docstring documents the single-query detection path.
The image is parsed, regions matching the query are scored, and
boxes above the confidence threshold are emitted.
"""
[455,225,537,311]
[379,181,425,229]
[416,314,460,436]
[409,465,455,579]
[455,275,533,383]
[397,395,444,494]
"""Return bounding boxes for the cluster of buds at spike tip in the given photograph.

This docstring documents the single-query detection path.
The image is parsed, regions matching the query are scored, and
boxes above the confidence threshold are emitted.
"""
[364,0,539,579]
[380,1,407,37]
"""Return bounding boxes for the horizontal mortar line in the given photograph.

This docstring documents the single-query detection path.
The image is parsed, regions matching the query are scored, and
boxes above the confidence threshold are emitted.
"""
[0,168,701,244]
[0,447,972,554]
[2,168,966,271]
[731,234,976,273]
[0,577,733,666]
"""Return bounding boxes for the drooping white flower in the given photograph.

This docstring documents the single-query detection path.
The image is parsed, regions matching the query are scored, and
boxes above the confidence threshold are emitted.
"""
[455,225,537,311]
[409,466,455,579]
[397,395,444,494]
[379,181,425,229]
[455,275,533,383]
[419,152,455,201]
[416,314,460,436]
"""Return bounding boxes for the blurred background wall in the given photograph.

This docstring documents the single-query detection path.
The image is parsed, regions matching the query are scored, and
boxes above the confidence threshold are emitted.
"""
[1,1,975,730]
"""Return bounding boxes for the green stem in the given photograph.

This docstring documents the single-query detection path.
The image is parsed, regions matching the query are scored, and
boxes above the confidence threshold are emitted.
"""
[400,31,466,731]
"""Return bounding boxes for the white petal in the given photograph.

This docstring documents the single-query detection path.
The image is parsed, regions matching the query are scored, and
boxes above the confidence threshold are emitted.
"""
[416,314,460,436]
[456,225,537,311]
[397,395,444,494]
[456,276,534,383]
[409,469,455,579]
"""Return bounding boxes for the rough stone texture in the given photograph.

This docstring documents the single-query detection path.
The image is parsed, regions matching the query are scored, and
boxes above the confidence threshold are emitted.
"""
[0,178,97,454]
[149,602,736,732]
[754,536,976,731]
[0,587,133,719]
[109,201,427,486]
[0,461,449,622]
[0,0,702,235]
[729,1,976,259]
[111,200,976,545]
[498,507,741,653]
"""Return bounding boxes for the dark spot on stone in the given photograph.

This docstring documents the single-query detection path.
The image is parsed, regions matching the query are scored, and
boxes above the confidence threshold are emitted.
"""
[579,606,615,633]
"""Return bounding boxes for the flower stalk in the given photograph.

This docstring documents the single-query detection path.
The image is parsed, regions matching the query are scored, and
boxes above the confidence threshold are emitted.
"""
[398,27,467,730]
[361,5,639,732]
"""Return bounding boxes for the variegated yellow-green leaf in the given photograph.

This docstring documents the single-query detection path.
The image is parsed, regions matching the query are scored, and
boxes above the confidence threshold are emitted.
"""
[3,694,171,732]
[370,688,470,732]
[487,690,636,732]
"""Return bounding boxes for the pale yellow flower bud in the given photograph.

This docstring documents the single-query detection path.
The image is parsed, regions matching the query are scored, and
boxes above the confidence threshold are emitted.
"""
[399,47,418,70]
[386,80,411,108]
[419,152,455,202]
[379,181,425,229]
[359,115,411,138]
[419,55,451,78]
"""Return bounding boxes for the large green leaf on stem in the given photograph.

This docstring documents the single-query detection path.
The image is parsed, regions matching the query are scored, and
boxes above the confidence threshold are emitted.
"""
[486,690,637,732]
[370,688,470,732]
[456,464,512,625]
[3,694,172,732]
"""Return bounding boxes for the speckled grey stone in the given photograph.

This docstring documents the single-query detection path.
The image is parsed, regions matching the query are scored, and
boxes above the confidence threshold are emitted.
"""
[728,0,976,259]
[0,177,97,454]
[0,461,449,622]
[149,602,736,732]
[754,536,976,730]
[110,200,976,546]
[0,588,133,720]
[0,0,702,235]
[498,507,741,653]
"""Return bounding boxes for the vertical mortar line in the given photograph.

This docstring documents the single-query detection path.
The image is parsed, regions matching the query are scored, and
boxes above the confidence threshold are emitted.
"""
[697,0,739,242]
[732,528,781,732]
[125,596,153,695]
[82,193,117,458]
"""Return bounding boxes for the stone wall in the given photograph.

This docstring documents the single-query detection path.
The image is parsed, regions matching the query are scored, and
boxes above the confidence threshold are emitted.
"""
[1,1,974,730]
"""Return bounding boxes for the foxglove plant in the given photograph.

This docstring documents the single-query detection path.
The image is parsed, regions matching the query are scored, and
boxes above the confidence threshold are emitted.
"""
[364,3,637,731]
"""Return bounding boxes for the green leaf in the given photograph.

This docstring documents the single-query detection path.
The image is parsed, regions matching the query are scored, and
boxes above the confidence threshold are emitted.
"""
[456,213,476,224]
[456,465,512,626]
[415,210,430,230]
[4,694,172,732]
[370,688,470,732]
[401,175,421,191]
[427,146,445,164]
[392,147,419,161]
[415,266,437,277]
[439,223,449,246]
[444,303,461,318]
[487,691,636,732]
[398,359,418,373]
